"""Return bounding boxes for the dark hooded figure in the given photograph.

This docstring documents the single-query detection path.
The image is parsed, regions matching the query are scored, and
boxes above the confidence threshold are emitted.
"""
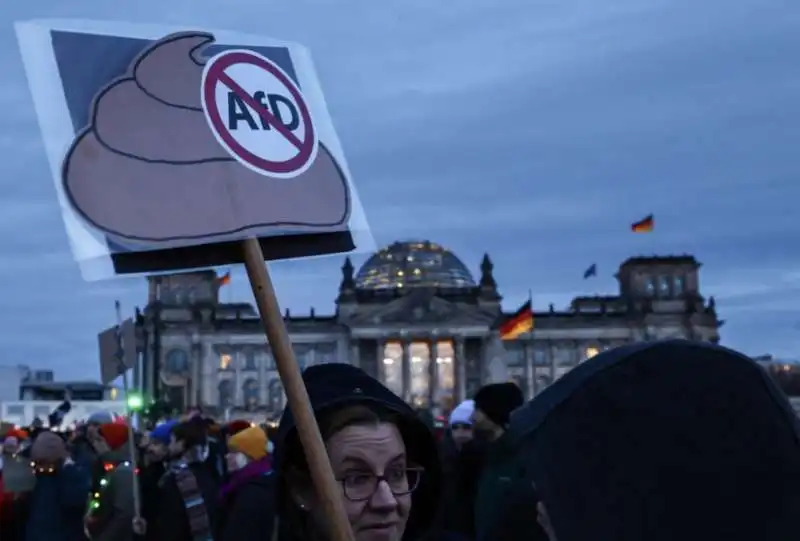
[509,340,800,541]
[274,363,459,541]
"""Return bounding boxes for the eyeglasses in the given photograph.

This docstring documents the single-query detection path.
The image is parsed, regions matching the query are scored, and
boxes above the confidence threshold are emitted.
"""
[450,423,472,430]
[337,466,424,501]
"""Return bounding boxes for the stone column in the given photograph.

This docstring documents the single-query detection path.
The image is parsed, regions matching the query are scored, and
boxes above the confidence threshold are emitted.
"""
[258,345,268,405]
[349,339,360,368]
[549,341,557,383]
[428,339,439,409]
[234,349,243,406]
[402,341,411,403]
[376,340,385,384]
[191,335,202,407]
[455,337,466,403]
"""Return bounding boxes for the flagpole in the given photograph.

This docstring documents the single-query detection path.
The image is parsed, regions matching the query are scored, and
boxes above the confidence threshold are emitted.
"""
[115,301,142,522]
[527,289,535,399]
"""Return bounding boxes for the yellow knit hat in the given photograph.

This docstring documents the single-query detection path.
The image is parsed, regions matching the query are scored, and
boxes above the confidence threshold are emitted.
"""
[228,426,268,461]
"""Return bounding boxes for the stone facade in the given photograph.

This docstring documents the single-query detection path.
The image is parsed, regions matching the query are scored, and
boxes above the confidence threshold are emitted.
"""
[133,241,721,420]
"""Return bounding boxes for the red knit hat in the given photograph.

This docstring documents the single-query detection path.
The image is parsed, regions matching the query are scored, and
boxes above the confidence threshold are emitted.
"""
[99,423,129,450]
[227,420,251,436]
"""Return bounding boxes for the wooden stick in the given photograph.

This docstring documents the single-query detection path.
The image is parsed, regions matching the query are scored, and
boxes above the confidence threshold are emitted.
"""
[241,238,355,541]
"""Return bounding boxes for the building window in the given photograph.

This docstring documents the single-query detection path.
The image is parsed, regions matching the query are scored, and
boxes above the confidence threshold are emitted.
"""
[584,346,600,360]
[218,379,234,407]
[673,275,685,295]
[503,341,525,367]
[166,349,190,374]
[533,347,547,366]
[244,350,257,371]
[293,344,313,371]
[643,276,656,296]
[34,406,51,417]
[219,353,233,371]
[243,378,259,407]
[268,379,285,413]
[315,342,337,364]
[382,342,403,398]
[6,405,24,416]
[658,276,671,297]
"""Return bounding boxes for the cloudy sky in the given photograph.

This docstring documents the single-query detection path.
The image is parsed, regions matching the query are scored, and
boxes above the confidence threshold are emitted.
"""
[0,0,798,380]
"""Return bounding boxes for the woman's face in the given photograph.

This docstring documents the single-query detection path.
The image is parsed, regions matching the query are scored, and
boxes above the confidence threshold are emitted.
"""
[302,422,412,541]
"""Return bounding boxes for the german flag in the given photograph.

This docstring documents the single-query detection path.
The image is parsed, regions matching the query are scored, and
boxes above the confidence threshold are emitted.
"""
[499,300,534,341]
[631,214,654,233]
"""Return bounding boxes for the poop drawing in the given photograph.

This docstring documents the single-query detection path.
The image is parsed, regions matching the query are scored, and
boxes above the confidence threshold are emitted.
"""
[61,31,351,246]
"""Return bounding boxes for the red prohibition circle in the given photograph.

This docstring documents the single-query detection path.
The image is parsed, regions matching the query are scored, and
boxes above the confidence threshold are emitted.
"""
[203,51,316,175]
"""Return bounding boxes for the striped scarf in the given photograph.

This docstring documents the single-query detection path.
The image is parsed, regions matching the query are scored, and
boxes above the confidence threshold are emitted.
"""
[170,446,213,541]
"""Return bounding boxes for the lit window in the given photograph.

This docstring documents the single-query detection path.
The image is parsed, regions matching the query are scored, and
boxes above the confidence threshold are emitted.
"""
[585,347,600,360]
[644,277,655,296]
[109,388,118,400]
[658,276,671,297]
[219,354,232,370]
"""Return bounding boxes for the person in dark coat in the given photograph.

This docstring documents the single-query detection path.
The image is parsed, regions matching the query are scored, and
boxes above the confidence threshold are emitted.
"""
[25,431,92,541]
[149,417,220,541]
[510,340,800,541]
[216,426,275,541]
[470,382,524,540]
[137,420,175,541]
[274,363,460,541]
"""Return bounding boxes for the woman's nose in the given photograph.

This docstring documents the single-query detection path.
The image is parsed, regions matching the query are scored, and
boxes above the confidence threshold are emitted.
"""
[368,479,399,510]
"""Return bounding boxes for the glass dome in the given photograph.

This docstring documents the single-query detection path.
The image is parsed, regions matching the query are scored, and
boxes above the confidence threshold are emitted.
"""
[354,240,476,290]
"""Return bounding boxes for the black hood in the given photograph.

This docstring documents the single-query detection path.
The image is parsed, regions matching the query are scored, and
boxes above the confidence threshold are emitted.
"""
[274,363,442,539]
[509,340,800,541]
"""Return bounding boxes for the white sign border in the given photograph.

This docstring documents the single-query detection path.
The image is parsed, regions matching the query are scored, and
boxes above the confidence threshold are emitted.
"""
[15,19,374,281]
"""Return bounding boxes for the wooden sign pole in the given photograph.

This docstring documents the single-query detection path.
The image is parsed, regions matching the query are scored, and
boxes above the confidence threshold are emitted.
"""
[241,238,355,541]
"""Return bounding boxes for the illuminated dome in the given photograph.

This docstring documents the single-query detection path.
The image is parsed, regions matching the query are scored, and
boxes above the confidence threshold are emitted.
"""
[355,240,476,290]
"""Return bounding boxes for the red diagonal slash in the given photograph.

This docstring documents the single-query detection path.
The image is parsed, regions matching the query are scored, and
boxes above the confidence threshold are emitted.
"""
[218,71,304,150]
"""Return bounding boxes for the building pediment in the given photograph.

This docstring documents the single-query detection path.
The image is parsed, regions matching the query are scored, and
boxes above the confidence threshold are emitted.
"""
[346,290,496,327]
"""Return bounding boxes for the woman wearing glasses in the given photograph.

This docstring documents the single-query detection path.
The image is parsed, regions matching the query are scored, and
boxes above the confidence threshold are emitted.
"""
[274,363,448,541]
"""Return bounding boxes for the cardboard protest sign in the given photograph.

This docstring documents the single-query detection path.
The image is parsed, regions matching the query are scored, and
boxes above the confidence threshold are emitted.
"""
[97,318,137,384]
[16,20,373,280]
[1,455,36,493]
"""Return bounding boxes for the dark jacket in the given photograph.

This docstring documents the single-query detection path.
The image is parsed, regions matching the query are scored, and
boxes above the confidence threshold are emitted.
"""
[510,340,800,541]
[472,431,518,540]
[137,460,165,541]
[151,457,220,541]
[25,461,91,541]
[216,458,276,541]
[274,363,445,541]
[85,446,137,541]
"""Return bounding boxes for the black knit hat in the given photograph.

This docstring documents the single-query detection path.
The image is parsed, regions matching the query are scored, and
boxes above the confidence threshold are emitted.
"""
[509,340,800,541]
[473,382,524,428]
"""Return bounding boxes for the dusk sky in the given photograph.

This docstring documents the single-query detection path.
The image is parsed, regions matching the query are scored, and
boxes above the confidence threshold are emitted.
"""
[1,1,798,380]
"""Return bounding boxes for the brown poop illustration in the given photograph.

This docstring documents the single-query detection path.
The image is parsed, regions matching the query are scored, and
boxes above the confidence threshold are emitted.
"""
[61,32,350,246]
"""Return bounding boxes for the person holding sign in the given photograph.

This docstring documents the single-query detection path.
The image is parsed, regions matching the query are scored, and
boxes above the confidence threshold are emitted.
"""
[275,363,453,541]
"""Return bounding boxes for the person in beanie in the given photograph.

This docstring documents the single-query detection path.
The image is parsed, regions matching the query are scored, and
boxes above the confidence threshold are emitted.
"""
[25,431,91,541]
[84,423,137,541]
[138,420,176,541]
[216,426,275,541]
[275,363,459,541]
[447,399,475,450]
[510,340,800,541]
[150,416,219,541]
[469,382,524,541]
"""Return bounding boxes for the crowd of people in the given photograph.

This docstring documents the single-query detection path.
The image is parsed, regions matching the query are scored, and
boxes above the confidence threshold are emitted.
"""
[1,339,800,541]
